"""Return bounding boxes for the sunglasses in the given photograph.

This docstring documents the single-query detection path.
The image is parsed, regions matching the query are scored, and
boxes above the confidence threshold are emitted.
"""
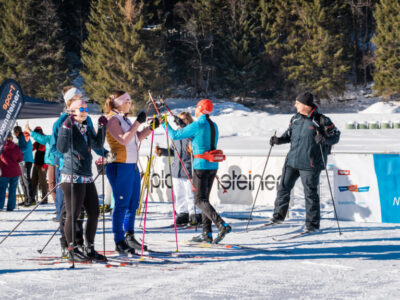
[77,107,89,113]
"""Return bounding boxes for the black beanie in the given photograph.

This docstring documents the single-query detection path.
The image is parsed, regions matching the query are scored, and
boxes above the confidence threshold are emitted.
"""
[296,92,314,106]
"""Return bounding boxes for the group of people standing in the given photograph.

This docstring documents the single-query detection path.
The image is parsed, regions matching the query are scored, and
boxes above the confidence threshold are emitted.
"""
[1,86,340,263]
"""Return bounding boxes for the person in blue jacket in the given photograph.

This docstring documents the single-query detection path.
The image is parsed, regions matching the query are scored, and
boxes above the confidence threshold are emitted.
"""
[25,123,56,205]
[163,99,231,244]
[13,125,35,206]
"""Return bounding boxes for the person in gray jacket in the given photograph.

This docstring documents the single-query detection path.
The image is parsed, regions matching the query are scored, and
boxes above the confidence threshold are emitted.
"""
[155,112,202,225]
[269,92,340,232]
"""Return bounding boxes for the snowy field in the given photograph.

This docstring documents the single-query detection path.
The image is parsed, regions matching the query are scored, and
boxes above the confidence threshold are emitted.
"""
[1,96,400,299]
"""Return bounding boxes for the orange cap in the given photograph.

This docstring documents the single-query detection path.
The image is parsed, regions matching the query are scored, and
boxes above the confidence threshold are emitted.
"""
[196,99,213,114]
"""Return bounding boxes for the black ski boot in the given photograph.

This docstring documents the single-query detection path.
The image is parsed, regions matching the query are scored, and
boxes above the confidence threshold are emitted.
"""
[116,240,135,255]
[84,244,107,262]
[191,232,213,243]
[68,246,91,262]
[212,222,232,244]
[176,212,189,225]
[189,214,202,225]
[125,231,147,251]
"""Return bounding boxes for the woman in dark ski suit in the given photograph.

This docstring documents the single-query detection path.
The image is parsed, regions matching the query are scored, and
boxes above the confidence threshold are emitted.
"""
[57,99,107,262]
[269,92,340,232]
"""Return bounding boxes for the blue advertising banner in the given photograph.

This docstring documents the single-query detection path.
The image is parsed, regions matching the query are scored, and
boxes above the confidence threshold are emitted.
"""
[0,79,25,155]
[373,154,400,223]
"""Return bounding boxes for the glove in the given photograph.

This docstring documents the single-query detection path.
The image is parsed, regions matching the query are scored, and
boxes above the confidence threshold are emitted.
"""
[98,116,108,127]
[174,116,185,128]
[149,117,160,130]
[315,132,326,144]
[136,111,147,124]
[63,115,75,129]
[154,145,163,157]
[269,136,280,146]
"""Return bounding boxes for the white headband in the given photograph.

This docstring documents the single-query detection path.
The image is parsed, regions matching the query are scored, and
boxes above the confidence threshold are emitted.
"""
[63,87,82,103]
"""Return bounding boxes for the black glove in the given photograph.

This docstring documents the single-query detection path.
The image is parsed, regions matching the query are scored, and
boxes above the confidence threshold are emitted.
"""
[149,117,160,130]
[173,116,185,128]
[63,115,75,129]
[98,116,108,127]
[269,136,280,146]
[315,132,326,144]
[136,111,147,124]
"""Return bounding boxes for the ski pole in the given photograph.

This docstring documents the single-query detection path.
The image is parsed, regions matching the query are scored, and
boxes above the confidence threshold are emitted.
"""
[0,182,61,245]
[0,169,106,246]
[164,113,179,252]
[150,93,196,191]
[319,143,342,235]
[140,115,156,259]
[69,118,75,269]
[37,227,59,254]
[101,121,106,257]
[245,130,276,231]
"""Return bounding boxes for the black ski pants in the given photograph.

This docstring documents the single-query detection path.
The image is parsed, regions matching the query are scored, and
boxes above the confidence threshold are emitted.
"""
[193,169,223,233]
[19,162,35,204]
[273,164,321,230]
[59,202,84,248]
[61,182,99,246]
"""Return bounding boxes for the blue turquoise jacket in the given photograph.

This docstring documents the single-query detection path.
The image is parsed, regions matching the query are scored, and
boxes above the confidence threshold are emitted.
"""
[30,131,55,166]
[17,133,34,163]
[163,114,218,170]
[50,112,107,170]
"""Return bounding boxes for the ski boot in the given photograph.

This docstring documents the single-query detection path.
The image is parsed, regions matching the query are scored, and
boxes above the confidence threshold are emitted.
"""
[189,214,202,226]
[84,244,107,262]
[212,222,232,244]
[61,247,69,259]
[191,232,213,243]
[125,231,147,251]
[116,240,135,255]
[68,246,91,263]
[176,212,189,225]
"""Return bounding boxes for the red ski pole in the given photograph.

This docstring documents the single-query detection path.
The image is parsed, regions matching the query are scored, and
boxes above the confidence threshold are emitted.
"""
[140,116,156,259]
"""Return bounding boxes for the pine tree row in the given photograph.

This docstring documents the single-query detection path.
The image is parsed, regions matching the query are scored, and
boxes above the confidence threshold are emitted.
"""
[0,0,399,104]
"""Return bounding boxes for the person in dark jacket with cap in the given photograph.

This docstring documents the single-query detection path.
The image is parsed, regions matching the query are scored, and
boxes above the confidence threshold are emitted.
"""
[269,92,340,232]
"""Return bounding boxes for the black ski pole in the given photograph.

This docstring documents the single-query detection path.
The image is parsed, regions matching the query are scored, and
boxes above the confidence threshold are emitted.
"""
[101,121,106,257]
[0,182,61,245]
[245,131,276,231]
[69,118,75,268]
[37,227,59,254]
[319,143,342,235]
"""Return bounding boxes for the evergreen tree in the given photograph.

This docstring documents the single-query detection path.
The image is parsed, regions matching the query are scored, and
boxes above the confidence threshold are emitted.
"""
[283,0,349,99]
[0,0,68,100]
[372,0,400,98]
[81,0,169,106]
[213,0,263,98]
[259,0,293,95]
[173,0,216,95]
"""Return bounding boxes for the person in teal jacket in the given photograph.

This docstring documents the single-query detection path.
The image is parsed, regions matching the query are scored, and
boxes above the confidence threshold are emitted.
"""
[162,99,231,244]
[13,126,35,206]
[25,123,56,204]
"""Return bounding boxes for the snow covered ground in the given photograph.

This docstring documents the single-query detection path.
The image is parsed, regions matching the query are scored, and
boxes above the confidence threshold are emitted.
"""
[1,96,400,299]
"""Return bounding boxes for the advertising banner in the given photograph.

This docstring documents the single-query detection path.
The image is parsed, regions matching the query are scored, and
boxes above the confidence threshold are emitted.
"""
[0,79,25,155]
[139,155,287,207]
[332,153,400,223]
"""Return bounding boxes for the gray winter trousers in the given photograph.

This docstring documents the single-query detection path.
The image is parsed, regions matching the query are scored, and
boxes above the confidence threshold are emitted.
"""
[272,164,321,230]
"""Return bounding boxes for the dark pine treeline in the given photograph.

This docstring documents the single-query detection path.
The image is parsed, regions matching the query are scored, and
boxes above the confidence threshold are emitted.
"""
[0,0,399,105]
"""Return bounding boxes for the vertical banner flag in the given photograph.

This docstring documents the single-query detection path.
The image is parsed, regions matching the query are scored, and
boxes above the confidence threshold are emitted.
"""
[0,79,25,155]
